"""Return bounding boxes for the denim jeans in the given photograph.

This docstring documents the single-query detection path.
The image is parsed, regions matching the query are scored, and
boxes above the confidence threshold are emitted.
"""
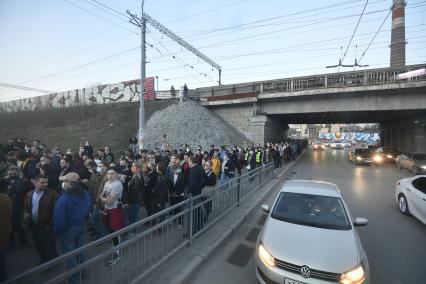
[58,224,86,284]
[220,175,232,191]
[125,203,141,226]
[91,207,108,238]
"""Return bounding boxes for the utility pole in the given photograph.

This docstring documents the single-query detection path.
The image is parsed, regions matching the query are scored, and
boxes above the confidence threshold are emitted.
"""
[128,5,222,150]
[138,0,146,150]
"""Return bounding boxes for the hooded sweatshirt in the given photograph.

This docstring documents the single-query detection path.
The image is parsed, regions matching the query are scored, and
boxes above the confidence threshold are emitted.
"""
[53,182,91,235]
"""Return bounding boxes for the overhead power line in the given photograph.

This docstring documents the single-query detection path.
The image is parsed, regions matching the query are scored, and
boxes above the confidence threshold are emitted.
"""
[357,3,394,65]
[0,83,52,94]
[127,10,222,83]
[338,0,369,71]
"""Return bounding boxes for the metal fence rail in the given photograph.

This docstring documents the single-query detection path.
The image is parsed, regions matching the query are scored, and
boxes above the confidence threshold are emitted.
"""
[6,163,275,284]
[195,64,426,98]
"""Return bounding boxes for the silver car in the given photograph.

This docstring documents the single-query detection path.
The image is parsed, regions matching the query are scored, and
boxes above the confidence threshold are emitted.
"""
[255,180,370,284]
[395,153,426,175]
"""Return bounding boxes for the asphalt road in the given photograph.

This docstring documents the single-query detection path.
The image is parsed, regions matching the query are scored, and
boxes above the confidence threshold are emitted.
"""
[189,147,426,284]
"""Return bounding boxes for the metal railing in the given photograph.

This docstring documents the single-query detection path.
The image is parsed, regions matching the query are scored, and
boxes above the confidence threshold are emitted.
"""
[195,64,426,98]
[6,163,275,284]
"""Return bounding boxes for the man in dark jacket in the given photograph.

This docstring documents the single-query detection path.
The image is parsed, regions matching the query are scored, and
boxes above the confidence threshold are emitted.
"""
[187,156,207,234]
[4,166,28,248]
[125,161,144,225]
[24,175,58,263]
[53,172,91,284]
[165,154,186,228]
[0,192,12,282]
[144,163,158,217]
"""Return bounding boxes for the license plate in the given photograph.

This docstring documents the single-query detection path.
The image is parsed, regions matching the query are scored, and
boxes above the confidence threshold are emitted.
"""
[284,278,307,284]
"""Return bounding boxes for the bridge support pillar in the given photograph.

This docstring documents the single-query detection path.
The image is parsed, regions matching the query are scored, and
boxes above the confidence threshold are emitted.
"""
[249,115,286,145]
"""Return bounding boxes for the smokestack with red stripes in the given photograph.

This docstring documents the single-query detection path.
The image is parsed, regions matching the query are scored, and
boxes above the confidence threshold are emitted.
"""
[390,0,406,67]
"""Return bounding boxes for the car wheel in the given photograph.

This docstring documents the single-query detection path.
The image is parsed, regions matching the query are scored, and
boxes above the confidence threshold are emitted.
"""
[398,194,410,215]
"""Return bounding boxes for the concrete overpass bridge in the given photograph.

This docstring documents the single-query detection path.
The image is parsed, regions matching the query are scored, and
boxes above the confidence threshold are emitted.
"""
[196,64,426,152]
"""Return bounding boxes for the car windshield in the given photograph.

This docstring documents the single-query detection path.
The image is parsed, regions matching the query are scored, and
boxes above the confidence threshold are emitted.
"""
[412,153,426,160]
[271,192,352,230]
[355,149,372,154]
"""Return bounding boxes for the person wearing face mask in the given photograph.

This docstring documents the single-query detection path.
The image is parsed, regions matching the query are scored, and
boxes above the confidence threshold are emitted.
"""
[220,153,235,189]
[53,172,91,283]
[125,162,144,226]
[4,166,28,249]
[144,162,158,217]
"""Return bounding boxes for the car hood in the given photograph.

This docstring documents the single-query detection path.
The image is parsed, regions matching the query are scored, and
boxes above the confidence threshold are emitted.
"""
[262,217,360,274]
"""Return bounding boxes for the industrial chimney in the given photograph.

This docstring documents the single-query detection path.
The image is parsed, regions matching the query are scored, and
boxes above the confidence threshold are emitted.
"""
[390,0,406,67]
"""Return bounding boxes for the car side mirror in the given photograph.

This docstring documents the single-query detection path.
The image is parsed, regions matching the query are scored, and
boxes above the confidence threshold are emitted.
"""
[261,204,270,214]
[354,217,368,227]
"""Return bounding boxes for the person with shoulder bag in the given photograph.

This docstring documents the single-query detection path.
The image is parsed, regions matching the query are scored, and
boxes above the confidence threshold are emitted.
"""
[99,169,124,266]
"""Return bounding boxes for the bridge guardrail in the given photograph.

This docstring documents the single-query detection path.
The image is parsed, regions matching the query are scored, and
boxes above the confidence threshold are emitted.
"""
[196,64,426,98]
[5,163,275,284]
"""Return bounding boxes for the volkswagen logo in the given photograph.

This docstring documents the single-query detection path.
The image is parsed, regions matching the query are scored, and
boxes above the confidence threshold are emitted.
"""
[300,266,311,278]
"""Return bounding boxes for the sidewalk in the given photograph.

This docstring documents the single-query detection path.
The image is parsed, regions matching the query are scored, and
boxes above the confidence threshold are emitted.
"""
[139,153,305,284]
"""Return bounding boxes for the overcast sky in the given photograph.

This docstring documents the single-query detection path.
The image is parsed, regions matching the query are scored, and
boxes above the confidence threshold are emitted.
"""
[0,0,425,102]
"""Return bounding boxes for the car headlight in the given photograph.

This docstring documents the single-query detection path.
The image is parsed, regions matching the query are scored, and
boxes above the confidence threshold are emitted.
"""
[421,165,426,170]
[356,156,363,160]
[340,265,365,284]
[258,243,275,267]
[386,155,393,159]
[373,155,382,162]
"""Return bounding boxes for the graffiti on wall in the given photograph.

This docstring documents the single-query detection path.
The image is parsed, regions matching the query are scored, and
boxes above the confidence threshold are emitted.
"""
[0,79,146,113]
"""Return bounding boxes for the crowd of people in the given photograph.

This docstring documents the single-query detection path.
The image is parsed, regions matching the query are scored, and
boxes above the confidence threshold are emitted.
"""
[0,137,307,282]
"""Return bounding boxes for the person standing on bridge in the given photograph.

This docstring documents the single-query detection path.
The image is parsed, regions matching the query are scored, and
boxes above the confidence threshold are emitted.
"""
[183,83,188,100]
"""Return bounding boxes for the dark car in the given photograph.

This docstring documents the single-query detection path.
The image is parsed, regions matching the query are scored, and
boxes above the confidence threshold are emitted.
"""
[348,148,374,165]
[395,153,426,175]
[375,147,401,162]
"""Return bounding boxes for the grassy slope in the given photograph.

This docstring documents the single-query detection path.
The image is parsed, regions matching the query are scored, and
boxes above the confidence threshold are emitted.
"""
[0,100,178,153]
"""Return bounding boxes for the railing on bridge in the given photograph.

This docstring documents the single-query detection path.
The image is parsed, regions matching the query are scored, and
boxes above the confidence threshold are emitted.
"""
[196,64,426,98]
[5,163,275,284]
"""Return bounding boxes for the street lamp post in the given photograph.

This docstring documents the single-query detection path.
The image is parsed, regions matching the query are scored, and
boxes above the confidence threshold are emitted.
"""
[138,0,146,150]
[155,75,159,94]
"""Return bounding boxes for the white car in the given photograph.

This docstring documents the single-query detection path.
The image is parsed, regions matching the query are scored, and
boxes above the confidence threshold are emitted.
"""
[395,175,426,224]
[330,140,344,149]
[256,180,369,284]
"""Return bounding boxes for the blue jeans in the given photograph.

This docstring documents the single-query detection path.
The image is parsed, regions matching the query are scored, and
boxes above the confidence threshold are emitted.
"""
[59,224,86,284]
[91,207,108,238]
[220,174,232,191]
[125,204,141,226]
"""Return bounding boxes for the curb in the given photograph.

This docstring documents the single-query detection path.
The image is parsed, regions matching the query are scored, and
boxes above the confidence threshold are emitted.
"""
[173,151,306,284]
